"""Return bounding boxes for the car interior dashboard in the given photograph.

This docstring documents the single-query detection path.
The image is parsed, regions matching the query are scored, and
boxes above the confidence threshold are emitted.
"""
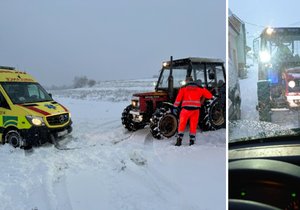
[229,135,300,210]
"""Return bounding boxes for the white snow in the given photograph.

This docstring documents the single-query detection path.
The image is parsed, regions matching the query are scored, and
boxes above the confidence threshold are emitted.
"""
[239,61,259,121]
[0,80,226,210]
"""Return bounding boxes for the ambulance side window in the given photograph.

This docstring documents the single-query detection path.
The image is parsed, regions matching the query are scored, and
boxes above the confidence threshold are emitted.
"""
[0,92,10,109]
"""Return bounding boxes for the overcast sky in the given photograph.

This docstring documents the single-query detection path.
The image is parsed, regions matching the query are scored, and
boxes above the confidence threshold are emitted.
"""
[229,0,300,45]
[1,0,225,86]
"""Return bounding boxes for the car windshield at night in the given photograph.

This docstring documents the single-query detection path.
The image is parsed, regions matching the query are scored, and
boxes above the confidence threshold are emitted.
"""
[228,14,300,142]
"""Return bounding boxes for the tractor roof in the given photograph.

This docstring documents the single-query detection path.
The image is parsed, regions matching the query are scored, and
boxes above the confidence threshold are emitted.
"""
[261,27,300,38]
[187,57,224,64]
[163,57,224,67]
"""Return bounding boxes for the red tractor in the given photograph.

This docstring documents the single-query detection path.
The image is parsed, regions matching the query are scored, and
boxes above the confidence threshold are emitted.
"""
[121,57,226,139]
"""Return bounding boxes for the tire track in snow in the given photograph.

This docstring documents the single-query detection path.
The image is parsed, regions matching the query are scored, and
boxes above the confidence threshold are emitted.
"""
[143,132,154,147]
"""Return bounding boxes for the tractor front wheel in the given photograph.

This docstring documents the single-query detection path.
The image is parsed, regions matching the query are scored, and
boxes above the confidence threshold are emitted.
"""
[121,105,145,131]
[257,80,271,122]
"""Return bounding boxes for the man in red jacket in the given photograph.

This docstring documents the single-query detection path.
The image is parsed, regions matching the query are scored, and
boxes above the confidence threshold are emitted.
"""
[174,77,213,146]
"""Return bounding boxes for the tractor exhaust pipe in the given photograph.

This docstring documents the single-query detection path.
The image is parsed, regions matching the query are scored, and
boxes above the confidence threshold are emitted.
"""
[168,56,174,101]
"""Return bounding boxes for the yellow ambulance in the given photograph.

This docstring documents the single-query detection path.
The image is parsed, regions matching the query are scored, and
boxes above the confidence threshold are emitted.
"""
[0,66,72,148]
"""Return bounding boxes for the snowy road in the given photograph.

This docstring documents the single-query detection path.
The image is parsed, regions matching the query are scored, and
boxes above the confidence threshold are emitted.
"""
[0,82,226,210]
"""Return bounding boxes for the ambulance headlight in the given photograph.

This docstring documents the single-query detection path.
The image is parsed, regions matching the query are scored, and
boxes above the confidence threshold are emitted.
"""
[26,116,45,126]
[289,80,296,88]
[259,51,271,63]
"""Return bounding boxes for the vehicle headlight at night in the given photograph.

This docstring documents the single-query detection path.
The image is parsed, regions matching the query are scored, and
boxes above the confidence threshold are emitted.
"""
[259,51,271,63]
[26,116,45,126]
[289,80,296,88]
[266,27,274,35]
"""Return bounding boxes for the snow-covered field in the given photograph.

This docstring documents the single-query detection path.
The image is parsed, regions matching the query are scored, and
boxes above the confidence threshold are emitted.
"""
[0,79,226,210]
[50,79,157,102]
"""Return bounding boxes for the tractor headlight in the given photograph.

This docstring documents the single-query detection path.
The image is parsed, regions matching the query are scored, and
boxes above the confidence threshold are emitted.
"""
[289,80,296,88]
[162,62,169,67]
[131,99,139,108]
[259,51,271,63]
[26,116,45,126]
[266,27,274,35]
[180,80,186,86]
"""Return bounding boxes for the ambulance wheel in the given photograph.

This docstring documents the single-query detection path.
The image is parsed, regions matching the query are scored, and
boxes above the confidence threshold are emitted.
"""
[150,107,178,139]
[5,130,22,148]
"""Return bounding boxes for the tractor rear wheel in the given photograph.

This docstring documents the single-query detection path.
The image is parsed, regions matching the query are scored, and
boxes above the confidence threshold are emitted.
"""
[150,107,178,139]
[201,97,225,131]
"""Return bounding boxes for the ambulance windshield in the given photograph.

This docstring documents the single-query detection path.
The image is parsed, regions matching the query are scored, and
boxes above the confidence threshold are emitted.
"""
[1,82,53,104]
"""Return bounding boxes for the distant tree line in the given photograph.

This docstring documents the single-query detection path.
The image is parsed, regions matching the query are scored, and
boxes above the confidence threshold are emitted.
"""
[47,76,97,90]
[73,76,96,88]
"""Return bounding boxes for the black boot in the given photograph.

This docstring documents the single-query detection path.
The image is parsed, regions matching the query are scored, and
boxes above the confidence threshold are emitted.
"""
[175,137,182,146]
[189,140,194,146]
[189,135,195,146]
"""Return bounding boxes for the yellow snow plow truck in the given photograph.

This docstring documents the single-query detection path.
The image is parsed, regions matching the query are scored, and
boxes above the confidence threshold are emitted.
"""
[0,66,72,149]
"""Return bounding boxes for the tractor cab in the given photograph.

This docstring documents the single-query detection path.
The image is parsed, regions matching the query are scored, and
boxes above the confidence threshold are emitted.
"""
[156,57,226,101]
[254,27,300,82]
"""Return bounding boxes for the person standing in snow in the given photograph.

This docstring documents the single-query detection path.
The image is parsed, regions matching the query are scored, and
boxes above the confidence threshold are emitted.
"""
[174,76,213,146]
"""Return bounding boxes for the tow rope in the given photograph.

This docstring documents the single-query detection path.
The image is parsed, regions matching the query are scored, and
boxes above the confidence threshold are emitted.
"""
[51,134,83,150]
[51,132,134,151]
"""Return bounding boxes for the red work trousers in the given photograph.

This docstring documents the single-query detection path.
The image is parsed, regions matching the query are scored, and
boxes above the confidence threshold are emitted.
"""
[178,108,199,136]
